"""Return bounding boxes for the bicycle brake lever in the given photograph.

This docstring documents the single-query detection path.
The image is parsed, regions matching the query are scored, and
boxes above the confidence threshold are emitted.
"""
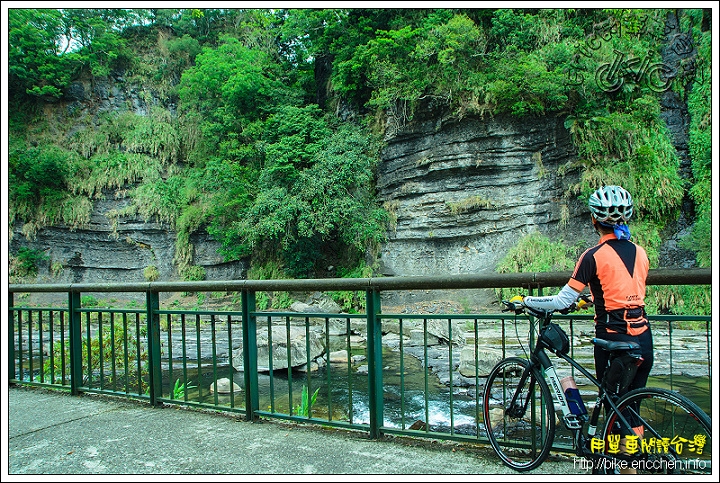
[558,304,574,315]
[501,301,522,313]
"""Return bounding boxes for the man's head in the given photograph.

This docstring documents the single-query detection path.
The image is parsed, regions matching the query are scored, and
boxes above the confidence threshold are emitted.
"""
[588,185,633,225]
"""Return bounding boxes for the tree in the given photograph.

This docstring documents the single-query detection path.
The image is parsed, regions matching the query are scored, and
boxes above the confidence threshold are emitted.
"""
[178,35,296,159]
[8,9,70,99]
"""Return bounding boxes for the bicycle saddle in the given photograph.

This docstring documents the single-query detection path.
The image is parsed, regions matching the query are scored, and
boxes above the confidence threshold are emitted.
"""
[591,338,641,352]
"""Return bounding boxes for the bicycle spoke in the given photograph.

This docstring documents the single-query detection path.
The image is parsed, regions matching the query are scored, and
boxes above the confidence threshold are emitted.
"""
[599,388,712,474]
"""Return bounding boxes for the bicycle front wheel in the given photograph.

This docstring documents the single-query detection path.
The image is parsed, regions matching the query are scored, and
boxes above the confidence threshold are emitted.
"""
[599,387,712,474]
[482,357,556,471]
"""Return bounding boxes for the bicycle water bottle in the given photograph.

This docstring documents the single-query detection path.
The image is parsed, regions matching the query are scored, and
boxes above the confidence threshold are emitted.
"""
[561,376,587,416]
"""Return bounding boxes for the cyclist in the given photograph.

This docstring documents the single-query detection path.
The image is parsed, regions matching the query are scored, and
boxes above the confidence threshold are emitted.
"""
[509,185,653,473]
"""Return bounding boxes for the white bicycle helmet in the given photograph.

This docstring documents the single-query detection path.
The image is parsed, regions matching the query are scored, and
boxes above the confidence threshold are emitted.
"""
[588,185,633,224]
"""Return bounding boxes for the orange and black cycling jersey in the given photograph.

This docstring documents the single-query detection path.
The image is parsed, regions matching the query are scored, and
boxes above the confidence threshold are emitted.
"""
[567,233,650,336]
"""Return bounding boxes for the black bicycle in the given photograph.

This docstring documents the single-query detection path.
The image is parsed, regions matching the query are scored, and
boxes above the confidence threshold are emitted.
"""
[482,297,712,474]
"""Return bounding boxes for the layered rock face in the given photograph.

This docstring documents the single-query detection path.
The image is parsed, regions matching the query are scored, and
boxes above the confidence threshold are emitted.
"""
[376,114,588,277]
[10,74,695,287]
[9,195,245,285]
[10,111,589,287]
[9,76,246,286]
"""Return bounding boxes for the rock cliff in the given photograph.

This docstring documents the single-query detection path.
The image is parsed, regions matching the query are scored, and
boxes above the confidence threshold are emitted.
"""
[9,191,246,285]
[376,113,588,277]
[9,78,695,288]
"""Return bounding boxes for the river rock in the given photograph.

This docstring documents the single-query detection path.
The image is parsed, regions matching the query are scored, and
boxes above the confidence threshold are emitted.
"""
[232,325,324,372]
[209,377,241,394]
[458,346,504,377]
[328,350,350,363]
[409,329,441,346]
[291,293,342,314]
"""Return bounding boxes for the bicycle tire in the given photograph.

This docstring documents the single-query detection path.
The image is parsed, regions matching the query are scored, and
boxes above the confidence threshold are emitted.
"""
[482,357,555,471]
[596,387,712,474]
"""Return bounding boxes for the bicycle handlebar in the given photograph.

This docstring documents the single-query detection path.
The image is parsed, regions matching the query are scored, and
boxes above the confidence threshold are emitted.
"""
[501,294,593,319]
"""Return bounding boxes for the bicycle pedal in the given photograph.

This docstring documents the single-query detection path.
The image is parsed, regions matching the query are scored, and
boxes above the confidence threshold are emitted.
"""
[563,414,583,430]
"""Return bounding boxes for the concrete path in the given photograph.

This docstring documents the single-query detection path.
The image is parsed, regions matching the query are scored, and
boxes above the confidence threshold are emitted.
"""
[5,385,583,479]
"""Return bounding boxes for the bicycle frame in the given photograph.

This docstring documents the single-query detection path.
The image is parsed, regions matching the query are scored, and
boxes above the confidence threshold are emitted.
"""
[512,311,640,458]
[487,304,711,473]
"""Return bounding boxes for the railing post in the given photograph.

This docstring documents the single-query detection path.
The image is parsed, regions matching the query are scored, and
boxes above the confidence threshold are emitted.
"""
[366,288,383,439]
[147,290,162,406]
[528,285,541,350]
[9,292,16,383]
[241,289,259,421]
[69,291,83,395]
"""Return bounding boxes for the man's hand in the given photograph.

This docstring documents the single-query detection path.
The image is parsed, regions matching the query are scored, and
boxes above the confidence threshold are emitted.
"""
[577,294,593,309]
[559,294,594,314]
[505,295,526,313]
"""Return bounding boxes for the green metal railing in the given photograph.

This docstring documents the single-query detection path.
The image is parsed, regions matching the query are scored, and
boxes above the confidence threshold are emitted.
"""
[8,269,712,448]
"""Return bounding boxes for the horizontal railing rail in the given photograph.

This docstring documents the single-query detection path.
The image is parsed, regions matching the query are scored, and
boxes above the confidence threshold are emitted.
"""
[8,268,712,293]
[8,268,712,451]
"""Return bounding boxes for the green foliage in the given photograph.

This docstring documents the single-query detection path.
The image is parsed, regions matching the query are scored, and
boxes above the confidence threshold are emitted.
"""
[44,320,148,391]
[247,259,287,281]
[9,144,70,220]
[685,178,711,268]
[566,96,685,228]
[81,295,99,306]
[214,112,387,278]
[73,152,162,199]
[7,9,72,100]
[645,285,711,317]
[489,9,539,51]
[496,232,578,274]
[328,263,374,313]
[682,15,712,268]
[143,265,160,282]
[178,35,293,141]
[255,292,271,311]
[172,379,197,399]
[10,248,49,278]
[341,13,487,123]
[446,196,493,215]
[122,107,181,164]
[8,9,134,105]
[293,384,320,417]
[483,49,570,116]
[260,105,332,185]
[7,134,108,234]
[180,265,206,282]
[272,292,295,310]
[495,232,578,301]
[6,8,710,309]
[246,261,295,310]
[50,261,65,278]
[626,221,662,268]
[157,33,202,84]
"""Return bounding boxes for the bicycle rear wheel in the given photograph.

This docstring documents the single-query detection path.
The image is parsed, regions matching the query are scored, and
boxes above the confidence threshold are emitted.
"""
[598,387,712,474]
[482,357,555,471]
